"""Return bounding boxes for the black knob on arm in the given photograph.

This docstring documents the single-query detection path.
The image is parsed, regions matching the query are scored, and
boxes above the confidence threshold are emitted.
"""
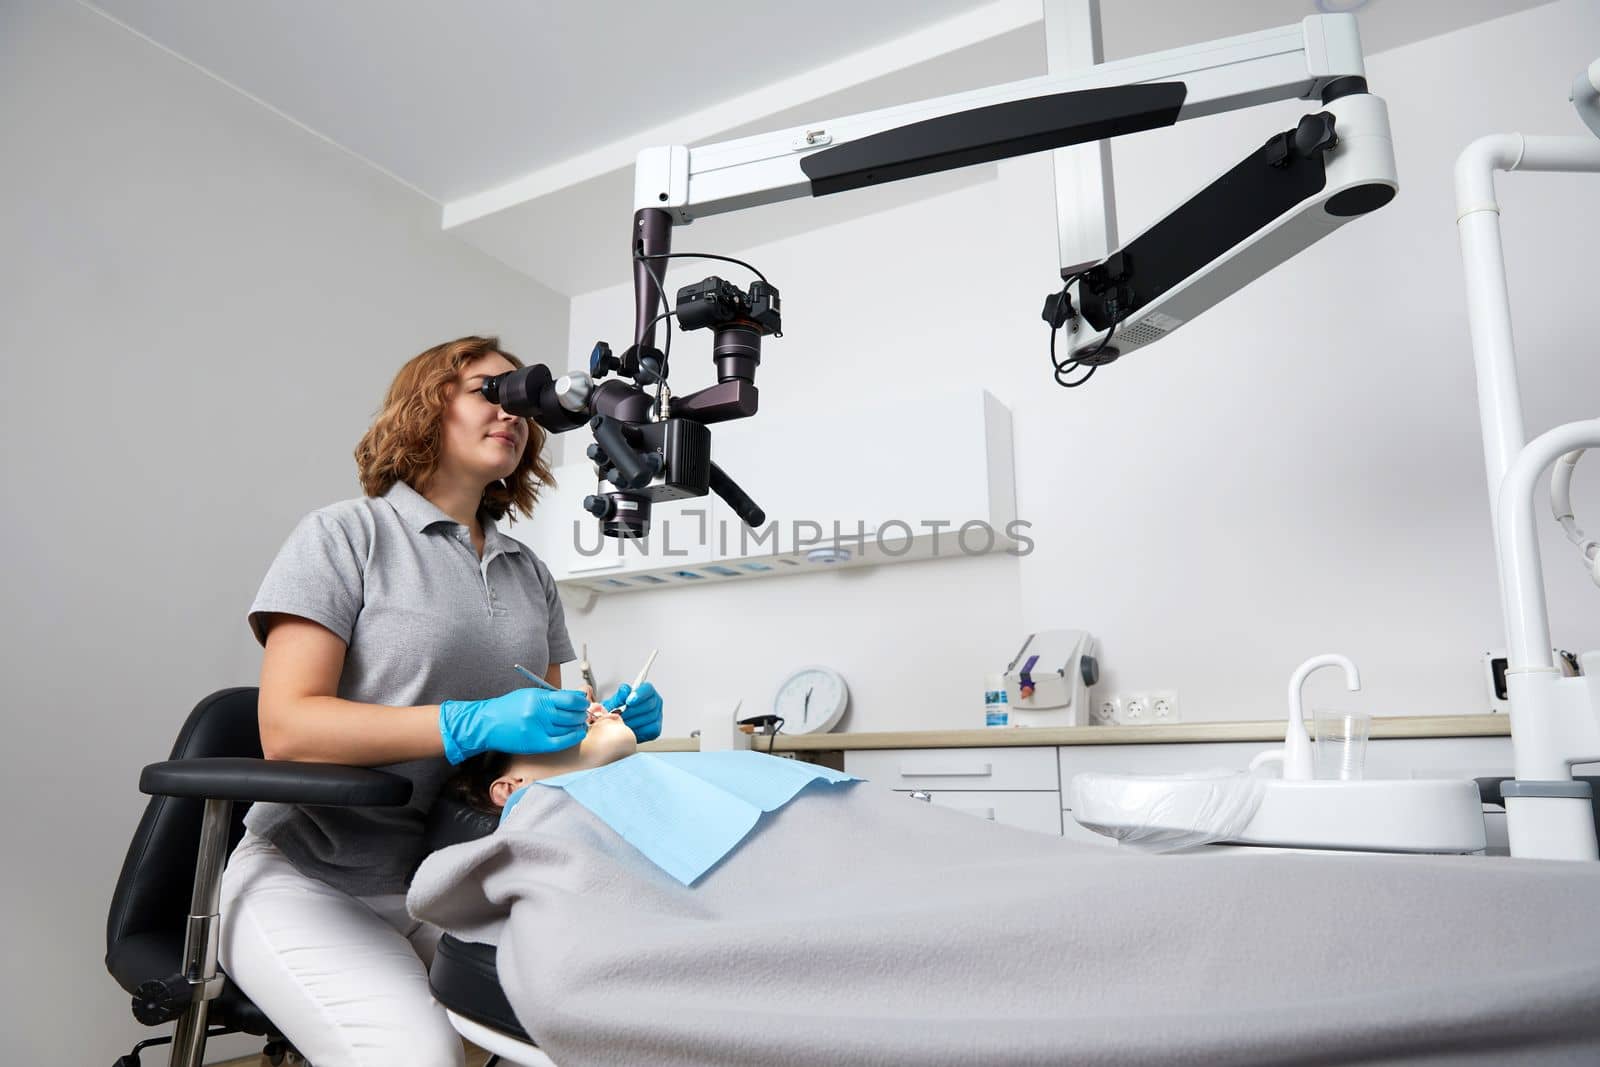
[590,416,654,489]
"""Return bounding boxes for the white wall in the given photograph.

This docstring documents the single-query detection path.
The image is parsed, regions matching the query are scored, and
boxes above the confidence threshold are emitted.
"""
[558,0,1600,733]
[0,2,568,1062]
[3,2,1596,1062]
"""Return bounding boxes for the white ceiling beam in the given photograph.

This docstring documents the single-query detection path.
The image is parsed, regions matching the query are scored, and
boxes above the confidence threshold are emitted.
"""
[441,0,1042,230]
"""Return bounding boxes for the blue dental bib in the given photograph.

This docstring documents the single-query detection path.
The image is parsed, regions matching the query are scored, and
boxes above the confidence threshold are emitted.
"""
[502,751,860,885]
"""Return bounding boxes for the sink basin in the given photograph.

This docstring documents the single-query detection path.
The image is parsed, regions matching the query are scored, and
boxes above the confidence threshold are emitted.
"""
[1072,776,1487,854]
[1236,779,1486,853]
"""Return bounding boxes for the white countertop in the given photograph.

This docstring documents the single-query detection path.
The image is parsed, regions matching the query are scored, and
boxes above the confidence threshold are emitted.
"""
[640,714,1511,753]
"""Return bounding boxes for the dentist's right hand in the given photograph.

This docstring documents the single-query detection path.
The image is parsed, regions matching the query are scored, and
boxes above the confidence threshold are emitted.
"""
[438,687,592,764]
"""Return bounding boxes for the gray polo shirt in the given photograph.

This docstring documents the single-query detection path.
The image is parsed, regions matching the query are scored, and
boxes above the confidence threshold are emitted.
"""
[245,479,575,895]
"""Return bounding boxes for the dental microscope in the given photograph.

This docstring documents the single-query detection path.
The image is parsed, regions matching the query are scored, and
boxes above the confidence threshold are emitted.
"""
[477,13,1396,546]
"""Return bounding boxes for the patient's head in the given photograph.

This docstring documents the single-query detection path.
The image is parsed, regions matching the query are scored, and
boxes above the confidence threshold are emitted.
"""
[449,703,639,814]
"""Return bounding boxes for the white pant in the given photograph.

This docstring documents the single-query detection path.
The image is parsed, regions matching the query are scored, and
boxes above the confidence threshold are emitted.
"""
[218,832,467,1067]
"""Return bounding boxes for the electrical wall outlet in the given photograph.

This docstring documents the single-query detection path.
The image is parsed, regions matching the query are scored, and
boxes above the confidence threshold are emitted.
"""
[1150,690,1181,723]
[1093,695,1122,725]
[1122,694,1149,724]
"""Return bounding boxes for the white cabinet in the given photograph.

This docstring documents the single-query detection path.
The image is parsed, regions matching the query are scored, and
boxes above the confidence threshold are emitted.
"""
[845,747,1062,837]
[846,747,1059,791]
[833,735,1514,843]
[512,386,1016,596]
[919,790,1064,836]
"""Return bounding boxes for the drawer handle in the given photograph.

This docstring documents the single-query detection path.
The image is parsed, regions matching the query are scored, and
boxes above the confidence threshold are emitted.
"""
[899,762,993,778]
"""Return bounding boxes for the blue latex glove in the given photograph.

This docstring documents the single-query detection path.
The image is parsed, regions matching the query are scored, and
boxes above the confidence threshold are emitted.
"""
[602,682,663,743]
[438,686,591,764]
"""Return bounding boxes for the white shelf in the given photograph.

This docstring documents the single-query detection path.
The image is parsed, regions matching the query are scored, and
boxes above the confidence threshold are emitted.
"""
[504,387,1016,596]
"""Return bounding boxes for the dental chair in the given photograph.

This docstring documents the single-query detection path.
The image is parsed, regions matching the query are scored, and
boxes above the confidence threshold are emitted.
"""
[104,687,530,1067]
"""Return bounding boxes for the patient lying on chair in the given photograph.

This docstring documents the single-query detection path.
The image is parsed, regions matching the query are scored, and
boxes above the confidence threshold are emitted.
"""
[416,725,1600,1067]
[445,701,860,887]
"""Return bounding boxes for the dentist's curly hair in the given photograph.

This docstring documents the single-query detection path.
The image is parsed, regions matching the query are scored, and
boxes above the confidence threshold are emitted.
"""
[354,336,553,523]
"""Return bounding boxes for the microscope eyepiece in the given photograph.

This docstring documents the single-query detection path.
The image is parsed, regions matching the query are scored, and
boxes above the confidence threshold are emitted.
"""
[478,372,506,405]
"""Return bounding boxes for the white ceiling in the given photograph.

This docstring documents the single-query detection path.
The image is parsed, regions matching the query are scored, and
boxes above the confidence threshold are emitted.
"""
[86,0,984,201]
[85,0,1556,294]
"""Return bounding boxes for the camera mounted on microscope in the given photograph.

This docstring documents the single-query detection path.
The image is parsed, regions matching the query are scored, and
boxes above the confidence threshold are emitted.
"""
[673,275,781,384]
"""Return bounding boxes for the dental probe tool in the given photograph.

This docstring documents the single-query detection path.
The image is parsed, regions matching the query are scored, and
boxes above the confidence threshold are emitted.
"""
[511,663,558,691]
[623,648,659,708]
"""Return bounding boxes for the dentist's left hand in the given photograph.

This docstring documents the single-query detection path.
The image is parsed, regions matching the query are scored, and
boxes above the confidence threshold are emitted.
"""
[602,682,663,743]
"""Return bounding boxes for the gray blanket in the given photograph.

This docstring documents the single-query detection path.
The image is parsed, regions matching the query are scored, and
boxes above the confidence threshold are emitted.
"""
[408,781,1600,1066]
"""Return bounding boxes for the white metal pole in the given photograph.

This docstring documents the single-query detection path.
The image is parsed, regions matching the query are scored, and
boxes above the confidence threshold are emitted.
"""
[1456,134,1600,675]
[1456,128,1600,858]
[1044,0,1117,277]
[1456,135,1529,528]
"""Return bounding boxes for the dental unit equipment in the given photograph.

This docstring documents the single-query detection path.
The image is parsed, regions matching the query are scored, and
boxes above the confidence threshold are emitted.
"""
[1253,654,1362,782]
[1001,630,1099,726]
[1456,52,1600,860]
[1071,654,1486,854]
[579,642,598,696]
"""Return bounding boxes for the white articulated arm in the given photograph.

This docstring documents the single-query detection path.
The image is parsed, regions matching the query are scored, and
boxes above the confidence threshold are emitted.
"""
[1573,58,1600,140]
[635,15,1366,221]
[1455,56,1600,859]
[630,13,1396,365]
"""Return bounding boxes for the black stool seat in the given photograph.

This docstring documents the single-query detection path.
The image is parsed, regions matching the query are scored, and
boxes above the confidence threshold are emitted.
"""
[430,934,533,1045]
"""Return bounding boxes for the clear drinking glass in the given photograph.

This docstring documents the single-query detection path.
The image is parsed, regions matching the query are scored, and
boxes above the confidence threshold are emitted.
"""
[1312,710,1372,781]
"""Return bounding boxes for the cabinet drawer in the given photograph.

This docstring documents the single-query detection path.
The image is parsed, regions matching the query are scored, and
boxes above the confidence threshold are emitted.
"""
[902,789,1062,835]
[848,747,1059,791]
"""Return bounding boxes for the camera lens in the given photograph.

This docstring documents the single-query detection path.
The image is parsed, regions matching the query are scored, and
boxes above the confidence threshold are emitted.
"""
[712,323,761,383]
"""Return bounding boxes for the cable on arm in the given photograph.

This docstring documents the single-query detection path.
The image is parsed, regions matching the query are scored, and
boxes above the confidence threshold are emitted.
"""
[1042,273,1121,389]
[630,250,777,394]
[635,251,771,286]
[1550,449,1600,585]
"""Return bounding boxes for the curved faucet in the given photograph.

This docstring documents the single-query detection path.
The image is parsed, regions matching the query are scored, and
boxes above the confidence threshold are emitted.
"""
[1251,654,1363,780]
[1283,654,1362,781]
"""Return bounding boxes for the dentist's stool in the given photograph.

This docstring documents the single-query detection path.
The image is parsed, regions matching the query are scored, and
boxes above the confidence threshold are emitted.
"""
[104,687,411,1067]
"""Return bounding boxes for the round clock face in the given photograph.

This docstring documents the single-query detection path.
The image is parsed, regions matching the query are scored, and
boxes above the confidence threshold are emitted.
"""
[773,666,849,734]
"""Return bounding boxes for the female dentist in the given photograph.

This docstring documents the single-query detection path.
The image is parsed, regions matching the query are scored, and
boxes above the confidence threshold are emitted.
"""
[219,335,663,1066]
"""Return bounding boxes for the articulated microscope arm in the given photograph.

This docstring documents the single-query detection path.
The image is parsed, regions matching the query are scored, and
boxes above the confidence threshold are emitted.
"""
[484,14,1397,541]
[629,12,1396,363]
